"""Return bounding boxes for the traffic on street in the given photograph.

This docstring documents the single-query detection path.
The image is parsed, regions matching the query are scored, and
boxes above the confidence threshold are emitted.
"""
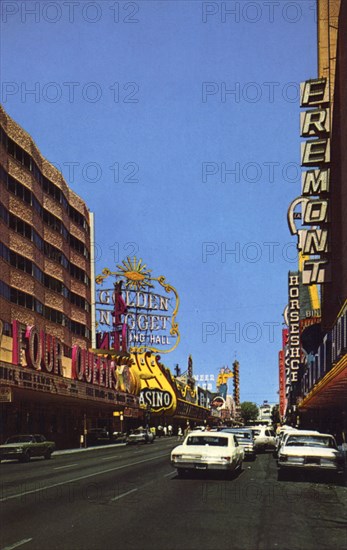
[1,436,346,550]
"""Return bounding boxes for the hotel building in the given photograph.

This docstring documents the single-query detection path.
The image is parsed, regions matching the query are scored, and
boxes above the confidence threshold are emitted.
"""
[0,106,139,448]
[283,0,347,439]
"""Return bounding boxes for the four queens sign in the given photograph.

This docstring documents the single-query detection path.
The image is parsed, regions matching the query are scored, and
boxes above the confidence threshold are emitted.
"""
[95,257,180,354]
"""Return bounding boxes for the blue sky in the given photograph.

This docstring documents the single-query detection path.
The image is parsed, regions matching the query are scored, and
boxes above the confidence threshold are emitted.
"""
[0,0,317,403]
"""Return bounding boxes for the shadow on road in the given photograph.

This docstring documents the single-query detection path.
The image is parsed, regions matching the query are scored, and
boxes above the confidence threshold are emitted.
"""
[172,467,245,481]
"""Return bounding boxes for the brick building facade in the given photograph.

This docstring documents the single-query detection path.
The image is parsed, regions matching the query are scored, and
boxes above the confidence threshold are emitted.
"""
[0,105,92,351]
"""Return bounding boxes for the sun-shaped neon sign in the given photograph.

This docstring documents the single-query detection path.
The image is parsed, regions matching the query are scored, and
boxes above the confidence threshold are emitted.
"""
[115,257,153,290]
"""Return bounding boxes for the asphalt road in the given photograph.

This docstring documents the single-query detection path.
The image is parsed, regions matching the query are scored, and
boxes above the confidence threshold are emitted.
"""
[1,439,346,550]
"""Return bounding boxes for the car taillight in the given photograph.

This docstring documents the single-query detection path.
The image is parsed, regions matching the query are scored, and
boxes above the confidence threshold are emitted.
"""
[221,457,231,461]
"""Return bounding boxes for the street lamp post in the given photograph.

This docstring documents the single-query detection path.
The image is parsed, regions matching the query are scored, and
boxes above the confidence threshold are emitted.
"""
[145,404,151,430]
[83,413,87,448]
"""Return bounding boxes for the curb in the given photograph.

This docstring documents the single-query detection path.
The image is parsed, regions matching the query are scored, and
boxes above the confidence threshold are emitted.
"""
[54,443,127,455]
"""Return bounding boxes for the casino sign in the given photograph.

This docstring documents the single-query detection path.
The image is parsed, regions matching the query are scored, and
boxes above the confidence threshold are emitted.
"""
[95,257,180,354]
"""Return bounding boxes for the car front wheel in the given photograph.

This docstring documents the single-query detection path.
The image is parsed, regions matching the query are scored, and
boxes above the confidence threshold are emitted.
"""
[44,451,52,459]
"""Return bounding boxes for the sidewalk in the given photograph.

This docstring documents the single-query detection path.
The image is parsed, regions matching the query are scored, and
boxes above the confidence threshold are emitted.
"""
[54,442,127,456]
[54,435,174,456]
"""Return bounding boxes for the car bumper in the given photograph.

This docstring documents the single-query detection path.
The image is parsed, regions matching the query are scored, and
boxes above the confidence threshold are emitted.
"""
[278,461,342,473]
[0,452,24,460]
[171,459,237,471]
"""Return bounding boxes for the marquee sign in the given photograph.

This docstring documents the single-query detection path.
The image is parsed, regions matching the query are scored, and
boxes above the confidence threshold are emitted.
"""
[139,388,173,412]
[6,321,140,407]
[288,273,301,383]
[287,78,331,284]
[10,321,141,395]
[95,257,180,354]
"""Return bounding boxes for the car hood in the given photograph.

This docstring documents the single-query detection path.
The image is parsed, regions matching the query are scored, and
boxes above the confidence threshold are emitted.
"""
[281,446,339,457]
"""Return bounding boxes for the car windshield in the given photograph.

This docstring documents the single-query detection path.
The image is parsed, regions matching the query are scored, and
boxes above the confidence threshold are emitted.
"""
[286,436,337,449]
[6,436,33,443]
[186,436,228,447]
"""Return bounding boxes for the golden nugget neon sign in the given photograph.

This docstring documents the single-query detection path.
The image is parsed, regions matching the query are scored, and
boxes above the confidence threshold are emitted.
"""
[95,257,180,354]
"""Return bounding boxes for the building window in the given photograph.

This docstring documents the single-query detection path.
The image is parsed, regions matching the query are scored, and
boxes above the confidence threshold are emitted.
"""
[0,280,11,301]
[1,127,89,232]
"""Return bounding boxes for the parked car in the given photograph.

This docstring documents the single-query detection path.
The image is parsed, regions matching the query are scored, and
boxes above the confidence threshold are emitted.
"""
[111,431,127,443]
[274,429,319,458]
[86,428,110,446]
[171,430,244,477]
[251,425,276,452]
[126,428,155,444]
[277,431,344,481]
[0,434,55,462]
[221,428,256,460]
[273,427,299,458]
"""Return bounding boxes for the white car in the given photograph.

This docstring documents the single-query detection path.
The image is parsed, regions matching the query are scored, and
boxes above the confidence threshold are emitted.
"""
[274,429,320,458]
[251,426,276,452]
[126,428,154,444]
[273,427,299,457]
[171,430,244,477]
[278,432,344,480]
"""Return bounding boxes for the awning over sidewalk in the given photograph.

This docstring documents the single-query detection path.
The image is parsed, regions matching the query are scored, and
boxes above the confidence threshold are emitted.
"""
[299,353,347,409]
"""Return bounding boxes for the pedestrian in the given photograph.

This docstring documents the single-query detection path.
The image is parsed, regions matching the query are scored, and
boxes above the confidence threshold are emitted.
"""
[157,424,163,438]
[168,424,173,436]
[177,426,183,440]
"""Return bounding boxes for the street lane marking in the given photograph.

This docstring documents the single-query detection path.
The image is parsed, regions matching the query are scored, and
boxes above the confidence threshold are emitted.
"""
[54,464,78,470]
[101,456,119,461]
[1,538,33,550]
[0,453,169,503]
[111,488,138,502]
[110,471,176,503]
